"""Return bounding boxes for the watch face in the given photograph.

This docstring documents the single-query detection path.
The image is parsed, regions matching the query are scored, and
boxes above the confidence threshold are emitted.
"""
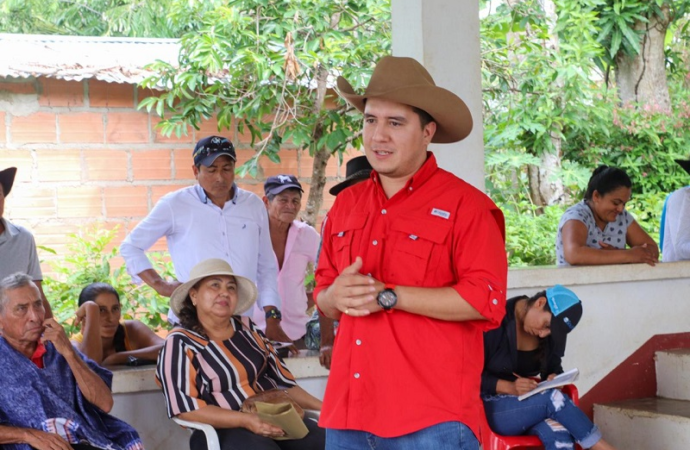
[378,289,397,309]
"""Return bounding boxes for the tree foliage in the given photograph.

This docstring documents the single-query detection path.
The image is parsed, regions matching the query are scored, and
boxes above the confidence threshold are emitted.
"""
[0,0,184,37]
[140,0,391,224]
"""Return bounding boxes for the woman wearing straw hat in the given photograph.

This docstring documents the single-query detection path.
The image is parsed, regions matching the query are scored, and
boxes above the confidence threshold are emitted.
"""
[156,258,324,450]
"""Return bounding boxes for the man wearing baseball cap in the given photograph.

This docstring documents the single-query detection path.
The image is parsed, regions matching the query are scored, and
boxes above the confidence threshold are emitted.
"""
[0,167,52,317]
[121,136,287,340]
[315,56,507,448]
[251,174,320,350]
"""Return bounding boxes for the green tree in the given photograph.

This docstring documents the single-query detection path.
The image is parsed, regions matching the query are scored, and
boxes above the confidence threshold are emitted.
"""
[0,0,183,37]
[140,0,391,225]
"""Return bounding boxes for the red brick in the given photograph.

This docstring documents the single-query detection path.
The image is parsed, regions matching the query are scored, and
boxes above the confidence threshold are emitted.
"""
[84,149,128,181]
[154,119,193,144]
[36,150,82,182]
[151,184,187,203]
[0,81,36,95]
[193,117,222,141]
[59,112,104,143]
[4,187,56,218]
[39,79,84,107]
[104,186,148,218]
[89,81,134,108]
[0,149,33,183]
[11,112,57,144]
[132,149,172,180]
[57,186,102,218]
[261,149,299,177]
[0,112,5,144]
[136,87,165,103]
[33,221,81,268]
[173,149,195,180]
[234,149,255,168]
[106,112,150,143]
[101,222,128,253]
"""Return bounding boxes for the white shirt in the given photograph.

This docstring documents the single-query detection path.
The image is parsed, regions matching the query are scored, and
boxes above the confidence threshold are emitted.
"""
[662,186,690,262]
[120,184,280,323]
[252,220,320,341]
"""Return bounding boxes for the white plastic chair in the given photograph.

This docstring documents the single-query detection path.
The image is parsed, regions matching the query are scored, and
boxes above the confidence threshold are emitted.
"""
[172,410,320,450]
[173,417,221,450]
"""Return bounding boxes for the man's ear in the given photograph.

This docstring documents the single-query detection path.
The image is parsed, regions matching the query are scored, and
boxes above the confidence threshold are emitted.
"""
[422,121,437,146]
[192,164,200,178]
[262,196,269,208]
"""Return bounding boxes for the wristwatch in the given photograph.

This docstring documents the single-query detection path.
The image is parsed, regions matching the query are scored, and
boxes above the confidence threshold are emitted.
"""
[265,307,282,320]
[377,284,397,311]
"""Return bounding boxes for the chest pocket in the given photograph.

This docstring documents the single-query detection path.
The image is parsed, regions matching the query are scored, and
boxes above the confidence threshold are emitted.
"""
[330,214,368,269]
[388,215,451,285]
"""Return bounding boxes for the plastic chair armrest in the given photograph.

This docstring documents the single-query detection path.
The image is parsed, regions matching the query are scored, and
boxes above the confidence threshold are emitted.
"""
[172,417,221,450]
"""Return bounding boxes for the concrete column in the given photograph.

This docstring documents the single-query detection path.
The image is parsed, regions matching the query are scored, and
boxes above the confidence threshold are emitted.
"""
[391,0,485,191]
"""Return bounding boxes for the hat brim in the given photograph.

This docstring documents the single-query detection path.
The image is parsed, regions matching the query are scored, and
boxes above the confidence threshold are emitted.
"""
[170,271,258,318]
[0,167,17,196]
[266,184,304,196]
[337,77,473,144]
[675,159,690,176]
[199,151,236,167]
[329,169,372,196]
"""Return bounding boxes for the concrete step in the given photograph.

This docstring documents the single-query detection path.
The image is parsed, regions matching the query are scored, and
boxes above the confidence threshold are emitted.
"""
[656,349,690,401]
[594,397,690,450]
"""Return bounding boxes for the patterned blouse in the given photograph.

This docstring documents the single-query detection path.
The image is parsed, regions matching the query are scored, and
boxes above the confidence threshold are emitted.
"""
[556,200,633,267]
[156,316,297,418]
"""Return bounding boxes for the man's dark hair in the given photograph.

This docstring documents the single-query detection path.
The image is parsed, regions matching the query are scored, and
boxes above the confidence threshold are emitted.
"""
[412,106,435,129]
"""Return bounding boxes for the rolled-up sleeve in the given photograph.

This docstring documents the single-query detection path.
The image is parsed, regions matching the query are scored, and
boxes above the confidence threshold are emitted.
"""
[156,334,207,418]
[120,199,174,282]
[451,202,507,330]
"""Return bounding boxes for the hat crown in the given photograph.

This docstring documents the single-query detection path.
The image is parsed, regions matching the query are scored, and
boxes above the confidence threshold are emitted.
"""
[365,56,436,96]
[345,156,373,178]
[188,258,235,280]
[546,285,580,317]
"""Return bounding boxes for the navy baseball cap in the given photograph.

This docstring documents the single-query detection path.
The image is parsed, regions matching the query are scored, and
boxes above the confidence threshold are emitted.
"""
[193,136,236,167]
[546,285,583,356]
[264,175,303,196]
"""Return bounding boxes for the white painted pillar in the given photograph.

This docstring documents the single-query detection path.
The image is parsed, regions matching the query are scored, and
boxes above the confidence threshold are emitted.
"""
[391,0,485,191]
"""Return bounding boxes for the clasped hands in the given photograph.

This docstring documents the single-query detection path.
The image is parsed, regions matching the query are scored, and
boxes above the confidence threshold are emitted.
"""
[325,257,385,318]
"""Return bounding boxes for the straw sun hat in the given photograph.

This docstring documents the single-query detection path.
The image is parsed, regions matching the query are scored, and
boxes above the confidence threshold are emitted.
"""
[337,55,473,143]
[169,259,258,317]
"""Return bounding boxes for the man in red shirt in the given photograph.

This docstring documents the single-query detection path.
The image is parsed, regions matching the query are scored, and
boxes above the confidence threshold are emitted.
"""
[314,56,508,449]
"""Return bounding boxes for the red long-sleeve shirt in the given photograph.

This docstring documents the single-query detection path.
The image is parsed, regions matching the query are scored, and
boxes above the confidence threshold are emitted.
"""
[314,153,508,439]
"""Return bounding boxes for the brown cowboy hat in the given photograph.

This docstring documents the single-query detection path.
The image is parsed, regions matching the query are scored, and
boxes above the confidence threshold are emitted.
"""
[675,158,690,176]
[337,56,473,143]
[0,167,17,196]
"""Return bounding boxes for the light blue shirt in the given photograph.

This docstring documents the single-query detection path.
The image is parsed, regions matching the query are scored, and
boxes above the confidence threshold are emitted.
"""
[120,184,280,323]
[661,187,690,262]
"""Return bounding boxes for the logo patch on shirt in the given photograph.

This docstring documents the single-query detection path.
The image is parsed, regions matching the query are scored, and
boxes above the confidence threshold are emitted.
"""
[431,208,450,220]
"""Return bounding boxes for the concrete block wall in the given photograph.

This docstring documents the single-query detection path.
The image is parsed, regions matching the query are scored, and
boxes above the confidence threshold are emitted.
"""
[0,77,357,272]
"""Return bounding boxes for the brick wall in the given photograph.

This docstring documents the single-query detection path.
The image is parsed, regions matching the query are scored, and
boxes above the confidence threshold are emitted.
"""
[0,77,359,273]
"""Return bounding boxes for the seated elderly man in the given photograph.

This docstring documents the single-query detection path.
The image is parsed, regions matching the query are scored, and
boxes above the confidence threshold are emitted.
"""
[0,273,144,450]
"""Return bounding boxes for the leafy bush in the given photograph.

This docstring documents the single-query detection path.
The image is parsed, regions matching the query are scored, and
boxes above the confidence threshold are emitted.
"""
[41,225,174,335]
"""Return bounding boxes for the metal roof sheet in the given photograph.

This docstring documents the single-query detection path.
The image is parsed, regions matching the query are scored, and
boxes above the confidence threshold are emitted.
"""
[0,33,181,84]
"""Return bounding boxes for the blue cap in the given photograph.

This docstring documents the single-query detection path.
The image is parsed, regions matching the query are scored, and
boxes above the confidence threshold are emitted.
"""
[193,136,236,167]
[546,285,583,356]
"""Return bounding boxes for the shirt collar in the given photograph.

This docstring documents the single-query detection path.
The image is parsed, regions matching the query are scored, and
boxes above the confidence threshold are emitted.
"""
[194,183,238,205]
[371,151,438,194]
[31,341,47,368]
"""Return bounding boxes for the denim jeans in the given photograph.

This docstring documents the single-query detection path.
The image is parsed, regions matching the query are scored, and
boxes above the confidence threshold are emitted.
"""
[482,388,602,450]
[325,421,479,450]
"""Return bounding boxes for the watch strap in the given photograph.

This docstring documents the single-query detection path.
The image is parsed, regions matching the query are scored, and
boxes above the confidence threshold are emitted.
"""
[265,307,282,320]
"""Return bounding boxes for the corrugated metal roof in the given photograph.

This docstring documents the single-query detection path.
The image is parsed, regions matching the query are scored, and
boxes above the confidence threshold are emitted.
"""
[0,33,180,84]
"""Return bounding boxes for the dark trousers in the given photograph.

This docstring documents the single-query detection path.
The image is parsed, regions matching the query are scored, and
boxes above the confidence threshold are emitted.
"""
[190,419,325,450]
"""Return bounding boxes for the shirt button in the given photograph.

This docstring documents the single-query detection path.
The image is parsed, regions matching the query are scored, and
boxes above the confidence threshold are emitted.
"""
[373,240,378,246]
[492,299,498,305]
[354,373,360,379]
[356,339,362,345]
[381,209,387,215]
[367,273,372,277]
[408,187,413,191]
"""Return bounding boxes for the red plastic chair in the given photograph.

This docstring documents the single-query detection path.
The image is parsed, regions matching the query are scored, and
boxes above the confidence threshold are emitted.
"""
[481,385,583,450]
